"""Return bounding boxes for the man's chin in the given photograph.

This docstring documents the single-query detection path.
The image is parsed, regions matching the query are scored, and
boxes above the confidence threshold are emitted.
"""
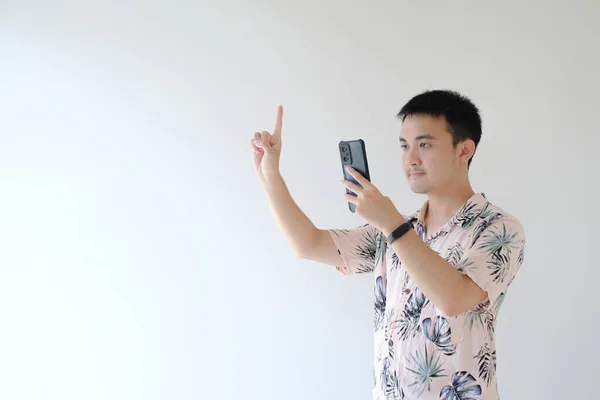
[409,184,430,195]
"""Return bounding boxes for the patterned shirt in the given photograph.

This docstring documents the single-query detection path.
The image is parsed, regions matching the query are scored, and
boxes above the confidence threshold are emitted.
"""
[328,193,525,400]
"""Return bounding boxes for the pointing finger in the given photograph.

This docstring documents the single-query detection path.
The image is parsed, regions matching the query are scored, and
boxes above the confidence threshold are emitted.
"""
[345,166,370,188]
[340,179,363,195]
[273,105,283,137]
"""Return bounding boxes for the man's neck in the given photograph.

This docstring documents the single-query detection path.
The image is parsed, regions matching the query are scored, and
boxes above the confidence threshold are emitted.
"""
[423,182,475,233]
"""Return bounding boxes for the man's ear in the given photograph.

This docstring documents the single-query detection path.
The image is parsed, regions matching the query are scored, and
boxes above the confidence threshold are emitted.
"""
[458,139,476,165]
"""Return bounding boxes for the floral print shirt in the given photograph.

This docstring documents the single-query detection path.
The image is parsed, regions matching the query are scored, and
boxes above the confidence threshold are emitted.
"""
[328,193,525,400]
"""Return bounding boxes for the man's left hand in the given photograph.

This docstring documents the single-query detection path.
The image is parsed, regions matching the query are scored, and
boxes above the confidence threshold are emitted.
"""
[341,166,406,235]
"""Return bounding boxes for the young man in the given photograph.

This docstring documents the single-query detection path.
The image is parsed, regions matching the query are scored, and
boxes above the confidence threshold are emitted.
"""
[251,90,525,400]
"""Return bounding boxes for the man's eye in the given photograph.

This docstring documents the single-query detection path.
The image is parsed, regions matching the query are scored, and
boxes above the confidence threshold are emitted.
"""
[420,143,430,148]
[400,144,407,150]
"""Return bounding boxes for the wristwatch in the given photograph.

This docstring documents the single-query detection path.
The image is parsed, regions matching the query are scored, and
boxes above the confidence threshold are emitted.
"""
[386,220,413,245]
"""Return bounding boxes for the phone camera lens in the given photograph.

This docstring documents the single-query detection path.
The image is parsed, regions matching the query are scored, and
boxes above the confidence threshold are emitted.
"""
[342,147,348,153]
[343,156,349,162]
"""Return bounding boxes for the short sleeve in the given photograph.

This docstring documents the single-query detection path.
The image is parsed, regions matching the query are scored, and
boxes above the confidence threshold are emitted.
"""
[461,216,525,306]
[328,223,382,275]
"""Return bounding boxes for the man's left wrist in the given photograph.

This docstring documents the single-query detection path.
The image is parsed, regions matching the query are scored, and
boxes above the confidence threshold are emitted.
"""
[382,213,407,237]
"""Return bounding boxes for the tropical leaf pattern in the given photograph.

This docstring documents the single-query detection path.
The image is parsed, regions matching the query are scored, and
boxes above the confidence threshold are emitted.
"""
[381,357,404,400]
[327,194,525,399]
[455,201,485,228]
[395,287,429,340]
[463,299,495,336]
[374,275,387,330]
[422,316,456,356]
[477,223,520,284]
[470,211,503,247]
[440,371,482,400]
[444,243,464,267]
[406,345,447,396]
[391,251,401,271]
[474,342,496,386]
[375,233,388,266]
[356,226,380,261]
[463,302,487,332]
[454,256,475,274]
[383,308,397,360]
[493,293,505,314]
[425,230,449,246]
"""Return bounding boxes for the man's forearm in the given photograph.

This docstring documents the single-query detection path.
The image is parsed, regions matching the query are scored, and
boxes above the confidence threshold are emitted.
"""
[383,218,486,317]
[262,173,319,258]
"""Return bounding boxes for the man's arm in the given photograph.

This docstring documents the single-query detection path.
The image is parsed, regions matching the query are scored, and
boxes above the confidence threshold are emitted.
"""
[262,172,342,267]
[382,214,526,318]
[251,105,342,267]
[383,218,487,317]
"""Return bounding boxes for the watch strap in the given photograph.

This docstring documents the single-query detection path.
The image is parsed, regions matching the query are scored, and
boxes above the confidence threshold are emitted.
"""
[386,221,413,245]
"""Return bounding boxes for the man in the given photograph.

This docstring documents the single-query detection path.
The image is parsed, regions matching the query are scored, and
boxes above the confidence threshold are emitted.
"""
[250,90,525,400]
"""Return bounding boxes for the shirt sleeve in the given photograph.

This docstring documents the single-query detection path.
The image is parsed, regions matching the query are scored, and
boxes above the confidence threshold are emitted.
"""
[328,223,382,275]
[460,216,526,306]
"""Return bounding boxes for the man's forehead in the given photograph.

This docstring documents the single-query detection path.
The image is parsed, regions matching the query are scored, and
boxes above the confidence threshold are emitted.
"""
[398,133,437,142]
[399,115,449,141]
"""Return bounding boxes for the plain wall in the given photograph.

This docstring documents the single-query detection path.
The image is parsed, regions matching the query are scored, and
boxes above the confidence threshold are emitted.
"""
[1,1,599,399]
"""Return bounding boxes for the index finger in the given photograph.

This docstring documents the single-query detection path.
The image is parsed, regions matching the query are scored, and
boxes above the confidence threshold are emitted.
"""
[273,105,283,137]
[345,166,370,187]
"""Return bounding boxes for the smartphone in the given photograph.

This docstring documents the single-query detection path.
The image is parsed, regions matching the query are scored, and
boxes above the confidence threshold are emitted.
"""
[339,139,371,213]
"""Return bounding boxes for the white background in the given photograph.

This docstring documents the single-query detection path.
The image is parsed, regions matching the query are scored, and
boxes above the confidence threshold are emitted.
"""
[1,1,599,399]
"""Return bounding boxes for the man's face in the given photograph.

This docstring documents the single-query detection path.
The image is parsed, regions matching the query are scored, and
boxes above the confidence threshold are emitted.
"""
[399,114,472,195]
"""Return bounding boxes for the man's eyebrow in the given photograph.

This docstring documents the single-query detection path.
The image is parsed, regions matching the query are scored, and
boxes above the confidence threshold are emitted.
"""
[399,134,437,142]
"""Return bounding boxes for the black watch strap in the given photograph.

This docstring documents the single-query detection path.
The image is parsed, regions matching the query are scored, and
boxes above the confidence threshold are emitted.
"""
[386,221,413,245]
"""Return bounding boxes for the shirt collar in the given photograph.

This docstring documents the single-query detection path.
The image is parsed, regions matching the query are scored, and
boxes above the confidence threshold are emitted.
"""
[408,192,489,233]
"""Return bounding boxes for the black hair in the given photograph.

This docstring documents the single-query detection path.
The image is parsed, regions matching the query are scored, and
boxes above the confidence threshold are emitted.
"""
[397,89,482,167]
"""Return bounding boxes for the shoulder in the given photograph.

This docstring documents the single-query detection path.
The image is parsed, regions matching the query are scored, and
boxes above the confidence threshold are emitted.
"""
[483,202,525,234]
[467,201,525,249]
[469,202,525,252]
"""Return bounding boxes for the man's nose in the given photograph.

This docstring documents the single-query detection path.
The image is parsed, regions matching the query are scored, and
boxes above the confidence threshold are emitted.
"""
[404,148,421,167]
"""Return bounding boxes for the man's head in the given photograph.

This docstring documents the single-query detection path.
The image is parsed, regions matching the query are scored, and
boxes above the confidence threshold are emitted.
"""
[397,90,482,195]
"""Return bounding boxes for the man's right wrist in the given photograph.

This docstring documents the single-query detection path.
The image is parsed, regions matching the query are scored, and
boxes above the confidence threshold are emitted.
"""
[262,172,284,190]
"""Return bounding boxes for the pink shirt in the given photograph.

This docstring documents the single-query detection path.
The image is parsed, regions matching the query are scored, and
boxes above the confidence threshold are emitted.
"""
[329,193,525,400]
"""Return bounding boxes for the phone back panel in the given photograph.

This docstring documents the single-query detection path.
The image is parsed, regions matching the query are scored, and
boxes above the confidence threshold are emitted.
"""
[339,139,370,213]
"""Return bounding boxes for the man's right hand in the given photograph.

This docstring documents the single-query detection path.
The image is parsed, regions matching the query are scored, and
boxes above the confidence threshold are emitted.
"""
[251,105,283,184]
